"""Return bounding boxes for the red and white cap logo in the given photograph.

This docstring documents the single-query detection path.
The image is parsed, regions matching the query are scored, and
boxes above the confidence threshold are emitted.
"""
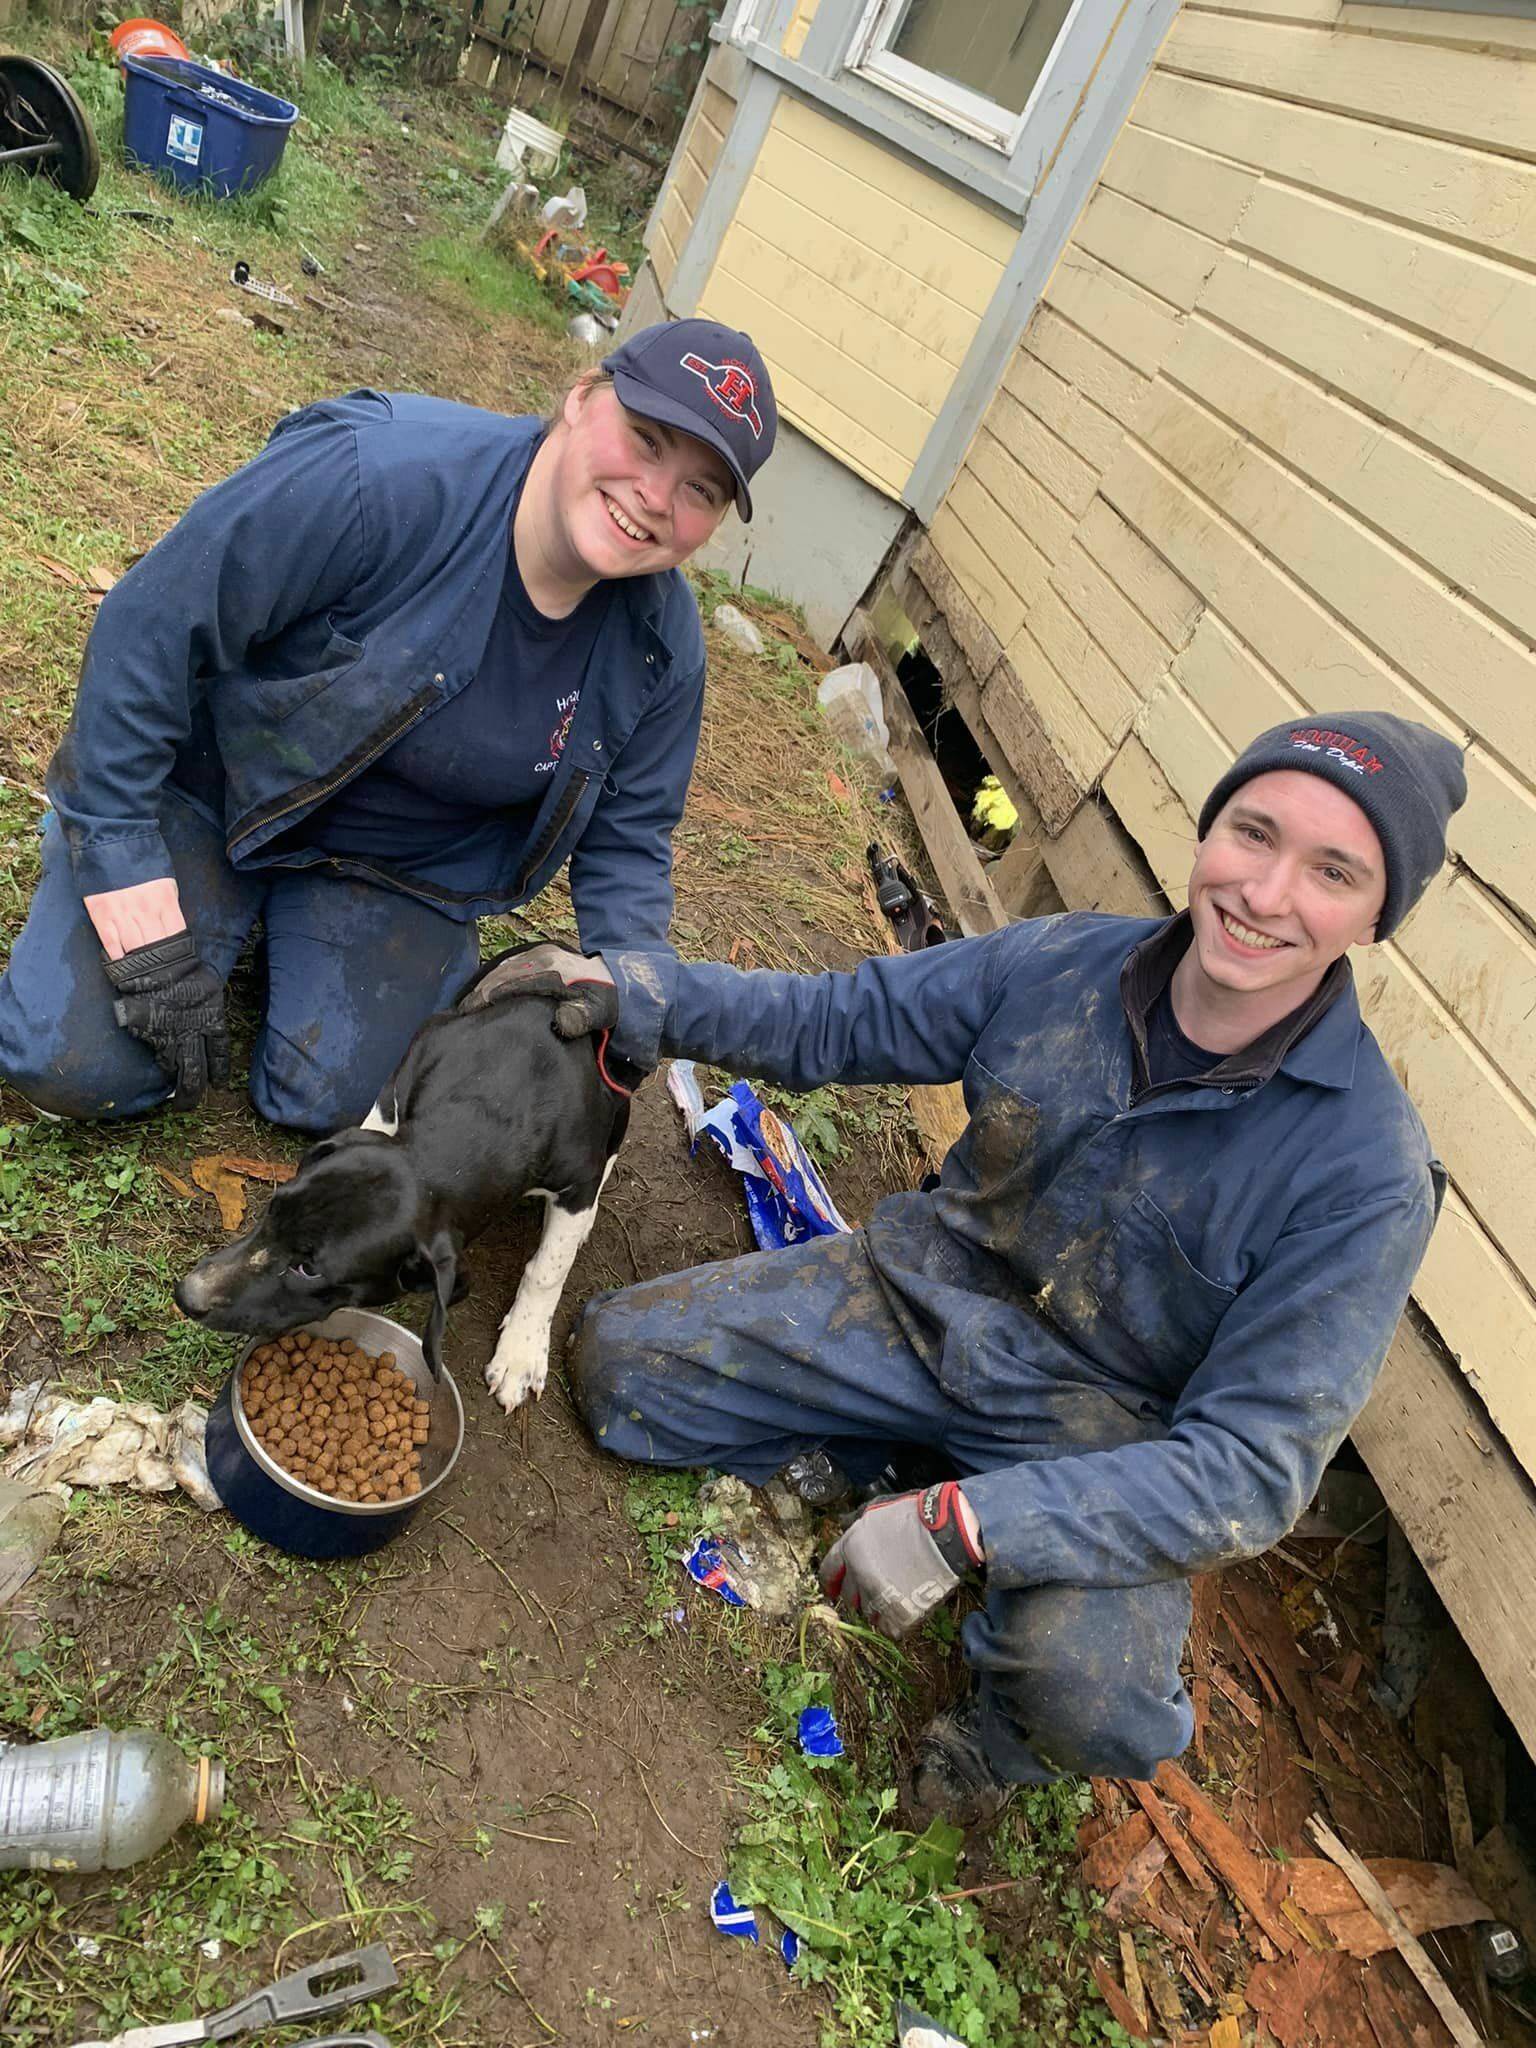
[679,352,764,439]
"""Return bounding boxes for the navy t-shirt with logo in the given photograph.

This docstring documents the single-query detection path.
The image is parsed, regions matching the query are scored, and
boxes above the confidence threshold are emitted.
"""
[302,529,611,900]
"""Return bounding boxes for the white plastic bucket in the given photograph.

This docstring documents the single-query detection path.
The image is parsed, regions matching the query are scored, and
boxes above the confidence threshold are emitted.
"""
[496,106,563,177]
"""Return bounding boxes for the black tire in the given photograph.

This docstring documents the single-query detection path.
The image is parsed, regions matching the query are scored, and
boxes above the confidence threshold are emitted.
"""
[0,55,101,202]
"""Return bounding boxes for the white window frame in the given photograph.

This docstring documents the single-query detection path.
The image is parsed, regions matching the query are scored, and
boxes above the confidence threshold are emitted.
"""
[845,0,1086,151]
[723,0,770,46]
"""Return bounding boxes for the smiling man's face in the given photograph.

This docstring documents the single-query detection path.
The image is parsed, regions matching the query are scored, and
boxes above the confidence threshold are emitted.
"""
[1183,769,1387,1020]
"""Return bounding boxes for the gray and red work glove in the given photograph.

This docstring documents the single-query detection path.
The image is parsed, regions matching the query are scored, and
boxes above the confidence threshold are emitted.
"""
[104,930,230,1110]
[819,1480,984,1638]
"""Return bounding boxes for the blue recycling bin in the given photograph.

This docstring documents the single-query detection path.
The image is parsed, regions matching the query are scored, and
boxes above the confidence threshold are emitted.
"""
[121,53,298,199]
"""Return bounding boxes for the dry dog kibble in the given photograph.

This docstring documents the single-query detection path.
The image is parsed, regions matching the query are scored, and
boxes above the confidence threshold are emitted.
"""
[240,1330,427,1503]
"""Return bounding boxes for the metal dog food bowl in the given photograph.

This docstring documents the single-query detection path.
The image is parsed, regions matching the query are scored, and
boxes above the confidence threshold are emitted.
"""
[204,1307,464,1558]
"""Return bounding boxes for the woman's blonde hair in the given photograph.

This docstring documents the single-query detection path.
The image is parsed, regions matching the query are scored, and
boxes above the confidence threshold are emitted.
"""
[545,365,614,428]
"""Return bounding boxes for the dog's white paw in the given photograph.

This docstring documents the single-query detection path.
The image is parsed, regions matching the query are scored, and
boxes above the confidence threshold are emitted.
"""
[485,1327,549,1413]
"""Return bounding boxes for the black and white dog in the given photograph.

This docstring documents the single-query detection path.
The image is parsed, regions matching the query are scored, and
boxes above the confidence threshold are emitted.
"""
[174,951,633,1411]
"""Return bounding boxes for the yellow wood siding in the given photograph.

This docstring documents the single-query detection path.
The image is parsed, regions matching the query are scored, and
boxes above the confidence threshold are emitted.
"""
[697,97,1015,497]
[781,0,818,60]
[927,0,1536,1484]
[650,80,736,296]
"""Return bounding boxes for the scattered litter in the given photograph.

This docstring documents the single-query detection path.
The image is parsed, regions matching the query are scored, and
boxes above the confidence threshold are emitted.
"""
[783,1448,854,1508]
[72,1935,102,1958]
[670,1067,850,1251]
[780,1928,800,1969]
[483,176,540,239]
[694,1474,818,1621]
[299,243,326,276]
[709,1880,759,1943]
[683,1534,750,1609]
[1478,1922,1530,1984]
[711,603,765,656]
[0,1727,224,1871]
[230,260,296,309]
[495,105,563,177]
[200,1937,222,1960]
[539,182,587,231]
[567,311,606,348]
[817,662,896,777]
[0,1478,67,1605]
[0,1381,221,1512]
[796,1705,844,1759]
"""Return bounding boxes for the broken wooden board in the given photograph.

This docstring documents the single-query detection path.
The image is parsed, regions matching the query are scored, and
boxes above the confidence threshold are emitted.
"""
[1352,1311,1536,1764]
[847,616,1008,939]
[1284,1855,1491,1958]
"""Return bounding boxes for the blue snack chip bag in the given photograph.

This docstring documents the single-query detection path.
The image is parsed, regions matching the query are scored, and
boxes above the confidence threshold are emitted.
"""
[689,1078,850,1251]
[684,1535,749,1608]
[797,1705,844,1759]
[710,1881,759,1943]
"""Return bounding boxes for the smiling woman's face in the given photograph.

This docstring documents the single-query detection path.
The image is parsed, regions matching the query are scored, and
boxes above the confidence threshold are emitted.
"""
[546,380,734,582]
[1184,769,1387,1005]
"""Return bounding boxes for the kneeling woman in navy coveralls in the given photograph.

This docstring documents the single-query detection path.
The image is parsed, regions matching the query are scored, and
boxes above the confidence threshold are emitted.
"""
[0,319,776,1131]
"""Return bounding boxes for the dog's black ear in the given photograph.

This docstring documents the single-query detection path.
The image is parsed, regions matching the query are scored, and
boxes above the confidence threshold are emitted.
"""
[418,1228,458,1382]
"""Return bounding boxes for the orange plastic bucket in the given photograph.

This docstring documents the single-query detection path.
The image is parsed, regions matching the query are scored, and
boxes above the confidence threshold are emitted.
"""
[109,18,191,66]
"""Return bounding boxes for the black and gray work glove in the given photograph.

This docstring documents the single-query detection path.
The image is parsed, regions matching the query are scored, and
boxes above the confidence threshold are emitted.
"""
[461,942,618,1040]
[818,1480,984,1639]
[104,930,230,1111]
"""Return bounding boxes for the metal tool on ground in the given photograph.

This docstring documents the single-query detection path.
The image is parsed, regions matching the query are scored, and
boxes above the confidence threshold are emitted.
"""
[0,55,99,200]
[230,261,297,308]
[68,1943,397,2048]
[867,843,946,952]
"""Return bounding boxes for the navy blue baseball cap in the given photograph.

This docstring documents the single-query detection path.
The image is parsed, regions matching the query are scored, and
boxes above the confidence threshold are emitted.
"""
[604,317,777,520]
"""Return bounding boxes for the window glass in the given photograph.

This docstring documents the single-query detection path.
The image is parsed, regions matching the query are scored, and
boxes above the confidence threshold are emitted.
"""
[884,0,1077,115]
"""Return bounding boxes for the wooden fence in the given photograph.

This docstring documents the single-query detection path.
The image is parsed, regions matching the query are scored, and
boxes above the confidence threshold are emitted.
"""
[463,0,710,138]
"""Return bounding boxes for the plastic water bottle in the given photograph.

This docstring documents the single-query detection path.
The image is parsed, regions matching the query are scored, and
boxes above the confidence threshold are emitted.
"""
[0,1728,225,1871]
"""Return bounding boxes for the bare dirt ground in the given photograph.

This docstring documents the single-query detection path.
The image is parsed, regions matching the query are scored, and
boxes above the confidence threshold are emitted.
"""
[0,59,947,2047]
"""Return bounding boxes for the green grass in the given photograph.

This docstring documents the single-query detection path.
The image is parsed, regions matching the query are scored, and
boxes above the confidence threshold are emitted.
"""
[415,231,569,335]
[619,1477,1128,2046]
[0,1556,470,2046]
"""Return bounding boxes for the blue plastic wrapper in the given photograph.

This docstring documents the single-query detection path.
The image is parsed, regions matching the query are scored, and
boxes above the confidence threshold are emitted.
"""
[780,1929,800,1969]
[674,1070,850,1251]
[684,1535,749,1608]
[710,1881,759,1943]
[797,1705,844,1759]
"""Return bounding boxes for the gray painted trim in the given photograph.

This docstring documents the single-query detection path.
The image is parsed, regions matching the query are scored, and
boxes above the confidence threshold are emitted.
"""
[906,0,1185,522]
[740,42,1029,216]
[797,0,852,75]
[666,65,781,313]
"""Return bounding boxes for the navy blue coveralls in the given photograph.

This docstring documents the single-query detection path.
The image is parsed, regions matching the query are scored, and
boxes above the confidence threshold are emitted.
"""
[0,393,704,1131]
[575,913,1440,1782]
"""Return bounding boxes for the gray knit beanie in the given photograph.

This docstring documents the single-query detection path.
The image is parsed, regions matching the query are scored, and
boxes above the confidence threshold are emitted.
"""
[1197,712,1466,940]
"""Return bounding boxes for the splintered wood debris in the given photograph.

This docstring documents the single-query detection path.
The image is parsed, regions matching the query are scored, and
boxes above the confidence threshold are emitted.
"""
[1074,1547,1536,2047]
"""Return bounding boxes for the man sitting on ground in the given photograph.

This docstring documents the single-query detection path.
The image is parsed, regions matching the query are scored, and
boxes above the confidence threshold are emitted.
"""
[492,711,1464,1825]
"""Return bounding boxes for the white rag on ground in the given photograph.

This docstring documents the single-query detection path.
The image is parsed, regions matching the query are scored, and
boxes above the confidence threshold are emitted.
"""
[0,1381,221,1512]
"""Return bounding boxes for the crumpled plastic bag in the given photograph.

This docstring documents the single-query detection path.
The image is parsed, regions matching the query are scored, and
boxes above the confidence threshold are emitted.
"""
[693,1474,818,1622]
[0,1479,67,1604]
[0,1382,221,1512]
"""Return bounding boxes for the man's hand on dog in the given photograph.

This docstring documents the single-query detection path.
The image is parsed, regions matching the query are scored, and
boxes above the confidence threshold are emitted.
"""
[819,1480,984,1638]
[466,944,618,1040]
[104,930,230,1110]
